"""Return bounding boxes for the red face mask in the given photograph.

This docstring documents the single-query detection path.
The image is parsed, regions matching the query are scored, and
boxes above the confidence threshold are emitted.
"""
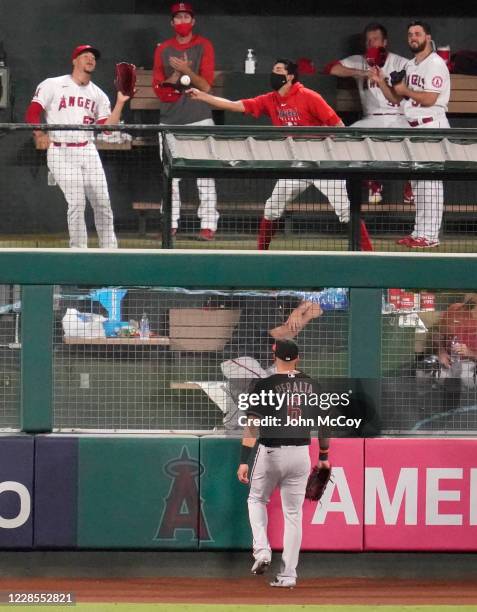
[174,22,193,37]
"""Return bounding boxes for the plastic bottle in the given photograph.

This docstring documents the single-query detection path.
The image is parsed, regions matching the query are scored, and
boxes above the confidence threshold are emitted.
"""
[245,49,256,74]
[318,288,349,311]
[139,313,150,339]
[450,336,462,377]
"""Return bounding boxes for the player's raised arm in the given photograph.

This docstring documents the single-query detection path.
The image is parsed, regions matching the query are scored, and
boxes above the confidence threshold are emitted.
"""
[187,88,245,112]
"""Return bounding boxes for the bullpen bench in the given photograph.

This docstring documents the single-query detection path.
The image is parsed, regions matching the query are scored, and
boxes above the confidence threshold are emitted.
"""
[336,74,477,115]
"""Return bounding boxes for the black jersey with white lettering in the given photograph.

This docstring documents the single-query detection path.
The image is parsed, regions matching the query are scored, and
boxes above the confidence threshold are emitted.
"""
[246,371,321,446]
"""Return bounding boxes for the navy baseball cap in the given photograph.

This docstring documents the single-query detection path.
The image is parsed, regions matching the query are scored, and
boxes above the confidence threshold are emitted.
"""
[273,339,299,362]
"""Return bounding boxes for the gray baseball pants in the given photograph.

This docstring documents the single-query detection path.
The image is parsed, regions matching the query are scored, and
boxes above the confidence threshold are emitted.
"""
[248,444,310,580]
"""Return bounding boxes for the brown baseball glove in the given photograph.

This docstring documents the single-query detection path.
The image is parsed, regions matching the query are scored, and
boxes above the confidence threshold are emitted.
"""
[114,62,136,98]
[305,465,332,501]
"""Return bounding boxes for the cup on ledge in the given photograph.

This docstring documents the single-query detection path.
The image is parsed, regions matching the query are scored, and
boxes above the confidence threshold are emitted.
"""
[437,45,451,67]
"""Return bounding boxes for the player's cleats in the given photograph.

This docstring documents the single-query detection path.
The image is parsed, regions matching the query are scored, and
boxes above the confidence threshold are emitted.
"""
[406,236,439,248]
[270,576,296,588]
[396,235,413,246]
[403,182,415,204]
[199,229,215,241]
[251,558,271,575]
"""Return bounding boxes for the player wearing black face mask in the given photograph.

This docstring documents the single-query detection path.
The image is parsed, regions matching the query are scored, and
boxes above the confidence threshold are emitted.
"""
[270,72,288,91]
[187,58,373,252]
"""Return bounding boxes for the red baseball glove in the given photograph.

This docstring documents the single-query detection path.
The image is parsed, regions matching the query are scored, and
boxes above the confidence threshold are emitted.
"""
[305,465,332,501]
[114,62,137,98]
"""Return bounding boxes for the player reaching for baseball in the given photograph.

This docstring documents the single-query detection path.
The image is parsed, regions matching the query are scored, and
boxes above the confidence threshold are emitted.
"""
[187,58,373,251]
[328,22,414,205]
[25,45,132,248]
[237,339,330,588]
[370,20,450,248]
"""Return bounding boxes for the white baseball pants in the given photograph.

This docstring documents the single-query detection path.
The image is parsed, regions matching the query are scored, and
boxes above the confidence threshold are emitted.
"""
[47,143,117,248]
[161,118,219,230]
[410,117,450,242]
[248,444,310,580]
[264,179,350,223]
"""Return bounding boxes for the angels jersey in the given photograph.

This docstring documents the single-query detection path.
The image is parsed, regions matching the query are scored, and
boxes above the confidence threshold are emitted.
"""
[403,52,450,121]
[340,52,408,115]
[32,75,111,143]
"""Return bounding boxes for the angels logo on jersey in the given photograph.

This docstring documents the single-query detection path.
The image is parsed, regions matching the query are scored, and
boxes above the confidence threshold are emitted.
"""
[58,95,97,112]
[277,107,300,125]
[432,75,443,88]
[410,74,425,89]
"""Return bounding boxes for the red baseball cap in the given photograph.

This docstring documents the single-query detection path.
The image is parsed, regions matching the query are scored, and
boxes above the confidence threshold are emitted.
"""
[72,45,101,61]
[171,2,194,16]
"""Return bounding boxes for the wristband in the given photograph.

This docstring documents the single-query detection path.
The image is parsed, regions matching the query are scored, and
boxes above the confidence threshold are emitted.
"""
[240,445,252,464]
[319,448,329,461]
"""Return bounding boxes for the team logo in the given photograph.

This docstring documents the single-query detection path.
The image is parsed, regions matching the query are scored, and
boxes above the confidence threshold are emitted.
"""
[154,446,212,542]
[432,76,443,88]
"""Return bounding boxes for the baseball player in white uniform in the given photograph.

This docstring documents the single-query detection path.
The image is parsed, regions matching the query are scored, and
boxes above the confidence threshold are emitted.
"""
[330,23,413,204]
[371,20,450,248]
[25,45,131,248]
[237,339,330,588]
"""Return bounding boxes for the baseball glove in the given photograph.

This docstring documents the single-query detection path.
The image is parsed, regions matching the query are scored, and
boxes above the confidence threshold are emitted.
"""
[114,62,137,98]
[389,69,407,86]
[305,465,332,502]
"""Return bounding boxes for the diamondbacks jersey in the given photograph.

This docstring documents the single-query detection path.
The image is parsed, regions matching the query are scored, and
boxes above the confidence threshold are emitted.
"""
[153,34,214,125]
[403,52,450,120]
[241,82,341,126]
[340,52,408,115]
[246,371,321,445]
[32,75,111,143]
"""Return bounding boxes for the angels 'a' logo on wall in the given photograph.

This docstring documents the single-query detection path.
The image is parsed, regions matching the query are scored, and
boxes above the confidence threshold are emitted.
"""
[154,446,212,543]
[432,75,443,88]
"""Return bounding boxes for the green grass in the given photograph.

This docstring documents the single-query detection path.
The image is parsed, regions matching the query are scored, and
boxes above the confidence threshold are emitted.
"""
[1,232,476,252]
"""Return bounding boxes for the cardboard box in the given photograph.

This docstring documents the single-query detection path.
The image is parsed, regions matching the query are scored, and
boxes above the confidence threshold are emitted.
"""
[169,308,241,351]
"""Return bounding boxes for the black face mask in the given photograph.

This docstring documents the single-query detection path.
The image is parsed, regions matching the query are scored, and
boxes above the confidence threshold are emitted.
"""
[270,72,288,91]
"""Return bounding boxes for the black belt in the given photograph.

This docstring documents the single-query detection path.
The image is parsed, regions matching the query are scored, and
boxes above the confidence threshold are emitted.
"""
[261,441,309,448]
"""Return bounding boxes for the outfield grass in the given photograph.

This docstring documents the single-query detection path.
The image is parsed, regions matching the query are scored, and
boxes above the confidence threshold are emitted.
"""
[0,232,476,252]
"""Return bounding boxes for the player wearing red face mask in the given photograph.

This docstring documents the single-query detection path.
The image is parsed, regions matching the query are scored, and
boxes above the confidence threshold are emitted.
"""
[152,2,218,240]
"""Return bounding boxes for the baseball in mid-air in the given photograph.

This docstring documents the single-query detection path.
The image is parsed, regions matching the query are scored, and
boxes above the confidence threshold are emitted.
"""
[180,75,191,86]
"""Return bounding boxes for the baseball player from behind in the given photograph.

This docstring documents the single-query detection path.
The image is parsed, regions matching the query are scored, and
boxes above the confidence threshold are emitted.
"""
[370,21,450,248]
[25,45,131,248]
[237,339,330,588]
